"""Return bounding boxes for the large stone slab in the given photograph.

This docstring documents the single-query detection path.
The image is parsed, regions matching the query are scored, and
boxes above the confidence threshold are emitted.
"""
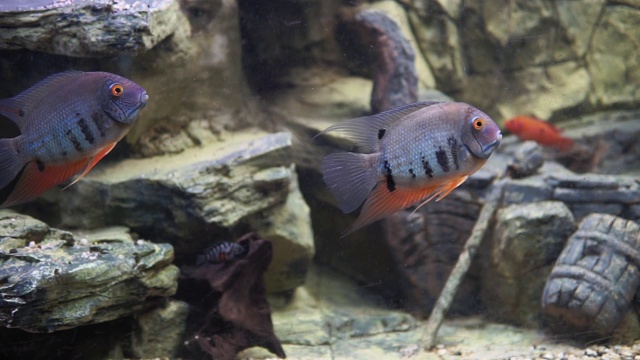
[56,129,314,293]
[0,0,190,57]
[0,211,178,332]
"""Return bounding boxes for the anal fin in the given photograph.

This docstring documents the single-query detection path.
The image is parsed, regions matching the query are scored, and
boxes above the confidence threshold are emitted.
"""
[345,175,470,237]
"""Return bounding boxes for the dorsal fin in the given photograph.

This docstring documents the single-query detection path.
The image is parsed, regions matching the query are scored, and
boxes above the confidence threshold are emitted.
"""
[315,101,443,153]
[0,71,85,129]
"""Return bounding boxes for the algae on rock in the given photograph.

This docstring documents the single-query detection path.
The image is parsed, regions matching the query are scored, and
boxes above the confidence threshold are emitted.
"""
[0,211,178,333]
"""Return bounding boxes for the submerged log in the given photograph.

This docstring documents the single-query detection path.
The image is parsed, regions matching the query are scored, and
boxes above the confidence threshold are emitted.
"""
[339,7,418,113]
[542,213,640,333]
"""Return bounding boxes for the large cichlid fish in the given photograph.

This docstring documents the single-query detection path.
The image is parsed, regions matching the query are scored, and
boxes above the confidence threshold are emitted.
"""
[0,71,148,208]
[318,101,502,236]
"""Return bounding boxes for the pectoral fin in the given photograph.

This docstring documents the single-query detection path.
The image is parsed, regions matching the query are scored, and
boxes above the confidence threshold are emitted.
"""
[3,158,88,208]
[63,141,116,189]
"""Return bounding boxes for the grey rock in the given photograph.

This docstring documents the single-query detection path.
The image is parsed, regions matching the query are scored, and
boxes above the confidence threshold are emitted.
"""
[553,188,640,204]
[247,167,315,293]
[369,1,436,90]
[502,176,553,205]
[409,2,465,94]
[483,201,575,326]
[57,130,314,293]
[568,203,624,222]
[556,0,606,57]
[0,211,178,332]
[587,5,640,106]
[507,141,545,178]
[558,116,640,174]
[549,172,640,204]
[406,0,639,121]
[258,265,416,351]
[131,300,190,358]
[270,72,373,120]
[0,0,191,57]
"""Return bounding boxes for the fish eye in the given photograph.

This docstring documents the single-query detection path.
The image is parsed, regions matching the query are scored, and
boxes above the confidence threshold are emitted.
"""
[110,84,124,97]
[473,118,485,130]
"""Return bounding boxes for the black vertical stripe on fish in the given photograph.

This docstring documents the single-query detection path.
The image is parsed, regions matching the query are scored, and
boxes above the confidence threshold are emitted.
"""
[0,164,26,205]
[408,168,416,179]
[436,147,450,172]
[196,241,248,265]
[447,136,460,170]
[383,160,396,192]
[378,128,386,140]
[421,155,434,178]
[77,118,95,145]
[91,112,107,137]
[66,130,84,152]
[35,159,45,172]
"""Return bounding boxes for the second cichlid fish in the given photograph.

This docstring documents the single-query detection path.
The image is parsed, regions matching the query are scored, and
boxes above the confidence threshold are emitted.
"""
[319,101,502,236]
[0,71,148,208]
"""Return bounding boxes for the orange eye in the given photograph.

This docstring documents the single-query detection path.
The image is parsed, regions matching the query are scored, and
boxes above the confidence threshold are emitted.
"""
[110,84,124,97]
[473,118,485,130]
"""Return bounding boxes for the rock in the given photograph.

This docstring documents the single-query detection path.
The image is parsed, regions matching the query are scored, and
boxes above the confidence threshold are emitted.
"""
[558,114,640,174]
[238,0,341,92]
[131,300,190,358]
[502,176,553,205]
[269,70,373,120]
[369,0,436,90]
[247,172,315,293]
[587,5,640,106]
[240,265,418,359]
[56,130,313,293]
[483,201,575,326]
[409,1,465,94]
[0,211,178,332]
[556,0,606,57]
[542,214,640,334]
[507,141,544,178]
[406,0,639,121]
[491,61,591,121]
[0,0,191,57]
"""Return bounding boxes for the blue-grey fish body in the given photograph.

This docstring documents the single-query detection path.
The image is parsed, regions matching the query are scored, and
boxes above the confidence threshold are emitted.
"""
[319,101,502,236]
[0,71,148,208]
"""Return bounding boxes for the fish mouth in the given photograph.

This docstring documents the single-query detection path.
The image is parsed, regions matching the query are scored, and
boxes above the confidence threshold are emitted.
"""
[125,92,148,119]
[482,136,502,154]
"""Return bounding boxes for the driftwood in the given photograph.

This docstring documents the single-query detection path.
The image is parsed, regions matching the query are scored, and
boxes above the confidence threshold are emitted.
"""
[383,190,482,318]
[338,6,418,113]
[421,182,505,348]
[542,214,640,333]
[181,233,285,360]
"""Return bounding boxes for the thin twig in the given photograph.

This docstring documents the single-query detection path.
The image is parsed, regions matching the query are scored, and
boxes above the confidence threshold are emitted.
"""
[421,180,505,349]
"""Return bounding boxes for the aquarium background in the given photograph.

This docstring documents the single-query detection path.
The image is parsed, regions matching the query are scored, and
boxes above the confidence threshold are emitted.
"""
[1,0,640,359]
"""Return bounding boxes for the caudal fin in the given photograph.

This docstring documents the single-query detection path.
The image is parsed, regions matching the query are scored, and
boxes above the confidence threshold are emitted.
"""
[321,152,379,214]
[0,138,23,191]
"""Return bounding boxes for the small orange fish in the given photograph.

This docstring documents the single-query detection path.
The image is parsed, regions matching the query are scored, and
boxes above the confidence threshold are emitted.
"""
[0,71,148,208]
[504,115,573,152]
[317,101,502,236]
